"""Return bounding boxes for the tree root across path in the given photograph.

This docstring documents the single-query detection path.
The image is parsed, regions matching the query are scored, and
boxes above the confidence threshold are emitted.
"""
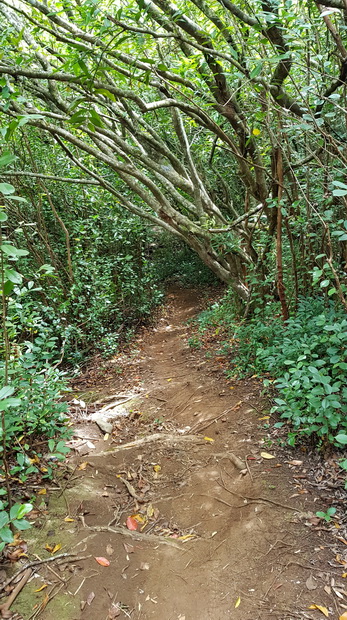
[76,524,186,550]
[93,432,207,456]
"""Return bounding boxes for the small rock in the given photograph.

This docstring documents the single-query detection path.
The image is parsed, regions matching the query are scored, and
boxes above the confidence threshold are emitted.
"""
[95,418,113,435]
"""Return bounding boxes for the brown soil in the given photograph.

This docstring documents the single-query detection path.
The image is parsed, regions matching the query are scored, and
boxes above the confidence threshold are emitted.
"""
[6,288,347,620]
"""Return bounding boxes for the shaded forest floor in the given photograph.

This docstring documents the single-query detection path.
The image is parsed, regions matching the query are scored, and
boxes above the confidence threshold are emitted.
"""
[3,288,347,620]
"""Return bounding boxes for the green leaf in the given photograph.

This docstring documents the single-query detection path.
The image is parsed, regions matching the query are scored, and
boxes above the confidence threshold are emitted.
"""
[3,280,14,295]
[0,152,16,168]
[0,385,14,400]
[95,88,116,102]
[12,518,31,531]
[335,433,347,444]
[0,398,21,411]
[0,511,9,529]
[0,244,29,257]
[332,189,347,197]
[332,181,347,189]
[0,526,13,544]
[250,62,263,79]
[10,502,32,520]
[4,268,22,284]
[320,279,330,288]
[0,211,8,222]
[0,183,15,195]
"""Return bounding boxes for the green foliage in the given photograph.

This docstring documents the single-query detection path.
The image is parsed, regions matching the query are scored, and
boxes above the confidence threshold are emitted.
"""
[0,337,70,457]
[151,233,218,287]
[315,507,337,522]
[0,501,33,553]
[196,291,347,447]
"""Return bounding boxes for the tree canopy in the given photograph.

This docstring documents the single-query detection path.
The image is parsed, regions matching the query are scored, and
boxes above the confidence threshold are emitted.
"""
[0,0,347,310]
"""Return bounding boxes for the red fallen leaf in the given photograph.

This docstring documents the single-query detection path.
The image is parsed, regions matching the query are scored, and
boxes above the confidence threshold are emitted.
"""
[126,516,138,531]
[95,556,110,567]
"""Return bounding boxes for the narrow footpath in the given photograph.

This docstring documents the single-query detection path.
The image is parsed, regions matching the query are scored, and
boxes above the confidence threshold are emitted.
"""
[13,288,346,620]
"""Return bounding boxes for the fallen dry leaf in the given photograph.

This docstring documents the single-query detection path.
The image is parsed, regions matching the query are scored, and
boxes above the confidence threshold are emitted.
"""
[339,613,347,620]
[106,544,114,555]
[126,516,138,531]
[260,451,275,459]
[52,544,61,554]
[78,462,89,471]
[306,575,317,590]
[64,517,75,523]
[38,489,47,495]
[287,460,303,466]
[86,591,95,606]
[34,584,48,593]
[123,542,134,554]
[140,562,150,570]
[308,604,329,617]
[108,602,121,618]
[235,596,241,608]
[95,557,110,567]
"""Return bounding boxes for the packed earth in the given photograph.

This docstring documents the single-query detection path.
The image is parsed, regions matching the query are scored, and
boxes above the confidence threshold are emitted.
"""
[1,289,346,620]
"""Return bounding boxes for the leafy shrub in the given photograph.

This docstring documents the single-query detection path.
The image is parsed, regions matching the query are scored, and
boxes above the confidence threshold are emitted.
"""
[0,334,71,480]
[197,291,347,446]
[151,233,218,287]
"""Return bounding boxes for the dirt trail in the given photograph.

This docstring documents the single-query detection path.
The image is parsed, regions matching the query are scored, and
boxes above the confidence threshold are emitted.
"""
[12,288,343,620]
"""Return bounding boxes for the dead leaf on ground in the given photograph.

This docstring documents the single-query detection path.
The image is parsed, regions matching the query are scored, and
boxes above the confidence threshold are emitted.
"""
[106,544,114,556]
[86,591,95,606]
[45,543,61,554]
[235,596,241,608]
[308,604,329,616]
[140,562,150,570]
[34,584,48,593]
[126,516,138,531]
[287,460,303,466]
[95,556,110,567]
[123,542,134,554]
[52,543,61,554]
[306,575,317,590]
[260,451,276,459]
[339,612,347,620]
[108,602,121,618]
[78,462,89,471]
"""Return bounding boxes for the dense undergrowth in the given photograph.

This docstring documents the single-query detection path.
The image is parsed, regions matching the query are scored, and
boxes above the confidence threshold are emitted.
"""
[193,291,347,462]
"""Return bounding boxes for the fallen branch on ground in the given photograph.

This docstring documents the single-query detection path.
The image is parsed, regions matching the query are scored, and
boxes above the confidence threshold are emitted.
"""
[93,433,205,456]
[213,451,246,471]
[190,401,242,433]
[0,569,32,617]
[217,480,300,512]
[85,525,186,549]
[0,554,90,594]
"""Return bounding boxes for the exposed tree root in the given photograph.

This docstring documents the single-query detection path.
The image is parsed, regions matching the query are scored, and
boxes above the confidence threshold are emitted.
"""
[94,433,205,456]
